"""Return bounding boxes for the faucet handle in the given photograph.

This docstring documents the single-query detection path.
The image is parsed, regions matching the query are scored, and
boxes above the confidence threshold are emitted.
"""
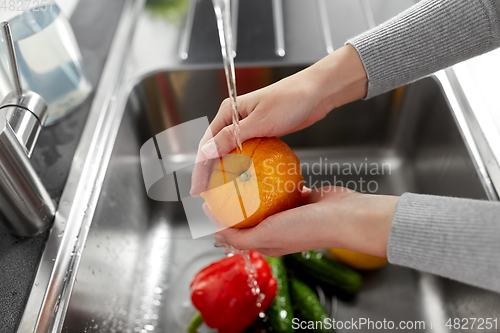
[0,21,48,125]
[1,21,23,96]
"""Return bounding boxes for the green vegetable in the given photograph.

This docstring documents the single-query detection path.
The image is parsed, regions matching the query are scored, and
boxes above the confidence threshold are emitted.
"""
[145,0,188,21]
[289,278,334,333]
[188,311,203,333]
[265,257,295,333]
[284,251,362,295]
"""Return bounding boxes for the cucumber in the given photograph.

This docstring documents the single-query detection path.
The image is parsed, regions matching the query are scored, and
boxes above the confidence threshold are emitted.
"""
[188,311,203,333]
[284,251,362,295]
[289,277,335,333]
[265,257,295,333]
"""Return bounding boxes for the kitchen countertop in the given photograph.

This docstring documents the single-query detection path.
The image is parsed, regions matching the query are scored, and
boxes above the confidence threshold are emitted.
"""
[0,0,125,331]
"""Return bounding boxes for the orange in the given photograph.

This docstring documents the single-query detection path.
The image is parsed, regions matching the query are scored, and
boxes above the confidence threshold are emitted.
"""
[329,248,388,270]
[201,137,303,228]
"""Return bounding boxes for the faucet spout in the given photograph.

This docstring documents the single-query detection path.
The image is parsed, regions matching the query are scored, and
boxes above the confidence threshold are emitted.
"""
[0,115,55,236]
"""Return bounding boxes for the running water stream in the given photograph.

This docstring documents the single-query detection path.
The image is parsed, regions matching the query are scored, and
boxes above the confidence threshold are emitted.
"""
[212,0,265,307]
[212,0,243,152]
[223,246,266,307]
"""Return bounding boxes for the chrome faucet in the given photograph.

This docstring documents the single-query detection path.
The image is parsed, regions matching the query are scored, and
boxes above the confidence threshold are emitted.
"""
[0,22,55,237]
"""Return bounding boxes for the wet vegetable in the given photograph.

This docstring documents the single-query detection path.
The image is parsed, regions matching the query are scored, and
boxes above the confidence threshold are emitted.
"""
[289,278,334,333]
[285,251,362,295]
[266,257,295,333]
[190,251,277,333]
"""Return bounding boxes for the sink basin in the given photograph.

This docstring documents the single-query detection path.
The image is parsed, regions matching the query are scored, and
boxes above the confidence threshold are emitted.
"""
[61,66,500,332]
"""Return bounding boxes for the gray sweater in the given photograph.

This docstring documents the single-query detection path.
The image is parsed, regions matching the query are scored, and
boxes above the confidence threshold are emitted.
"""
[347,0,500,293]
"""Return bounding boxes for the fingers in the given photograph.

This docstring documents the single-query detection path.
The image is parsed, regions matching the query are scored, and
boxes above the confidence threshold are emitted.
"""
[211,186,357,255]
[190,97,254,196]
[190,100,234,196]
[200,113,265,159]
[190,120,265,196]
[214,201,329,257]
[189,156,214,197]
[198,97,243,157]
[202,98,234,147]
[199,90,267,160]
[212,187,319,252]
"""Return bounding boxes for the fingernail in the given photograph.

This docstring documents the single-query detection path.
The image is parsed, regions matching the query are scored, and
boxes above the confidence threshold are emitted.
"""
[201,138,218,159]
[214,233,226,245]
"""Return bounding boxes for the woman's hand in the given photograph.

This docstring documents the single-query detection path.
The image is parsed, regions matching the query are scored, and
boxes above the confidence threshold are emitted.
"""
[191,45,368,196]
[211,187,399,258]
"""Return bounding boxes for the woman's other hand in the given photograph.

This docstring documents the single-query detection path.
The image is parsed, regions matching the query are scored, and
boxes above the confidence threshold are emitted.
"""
[212,187,399,258]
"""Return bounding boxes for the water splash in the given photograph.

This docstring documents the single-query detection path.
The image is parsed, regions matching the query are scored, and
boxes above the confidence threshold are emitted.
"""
[222,245,265,306]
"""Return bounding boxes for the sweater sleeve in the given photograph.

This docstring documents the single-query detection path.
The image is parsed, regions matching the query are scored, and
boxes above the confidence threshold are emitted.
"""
[388,193,500,292]
[346,0,500,99]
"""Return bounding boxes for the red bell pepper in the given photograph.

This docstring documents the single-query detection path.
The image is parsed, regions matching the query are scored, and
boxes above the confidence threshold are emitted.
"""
[190,251,277,333]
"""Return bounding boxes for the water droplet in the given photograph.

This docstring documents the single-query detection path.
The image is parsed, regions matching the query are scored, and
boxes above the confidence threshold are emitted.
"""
[256,293,265,308]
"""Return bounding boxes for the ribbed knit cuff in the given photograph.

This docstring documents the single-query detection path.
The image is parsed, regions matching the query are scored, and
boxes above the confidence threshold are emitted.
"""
[346,0,500,99]
[388,193,500,292]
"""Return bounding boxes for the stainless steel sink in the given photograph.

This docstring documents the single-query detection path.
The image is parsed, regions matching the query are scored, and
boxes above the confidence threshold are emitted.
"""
[59,66,500,333]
